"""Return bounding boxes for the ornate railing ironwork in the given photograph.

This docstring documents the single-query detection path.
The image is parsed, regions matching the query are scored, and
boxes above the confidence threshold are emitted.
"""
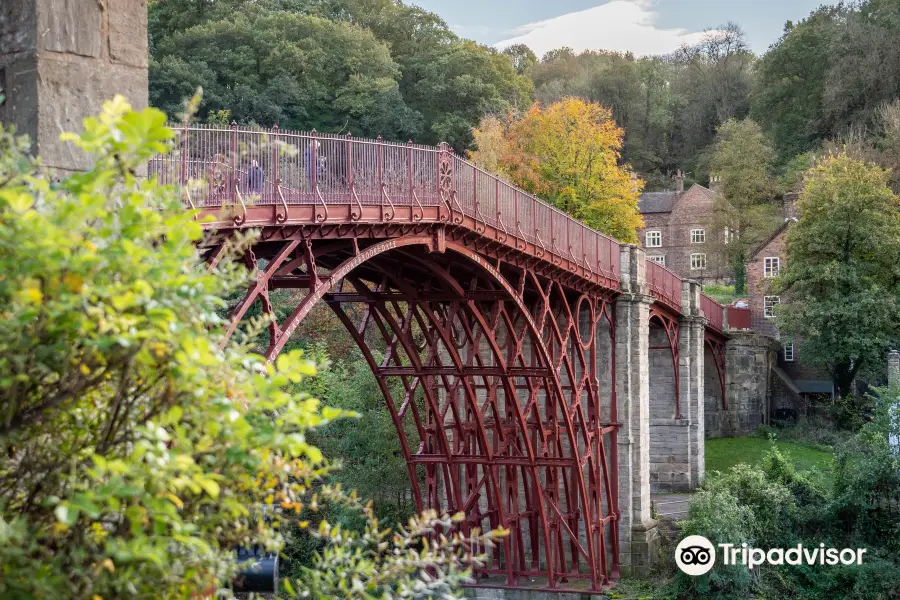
[148,122,622,282]
[700,292,725,332]
[646,260,683,311]
[148,122,727,326]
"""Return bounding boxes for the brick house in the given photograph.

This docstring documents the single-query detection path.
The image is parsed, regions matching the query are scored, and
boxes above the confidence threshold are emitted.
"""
[746,192,835,409]
[637,173,730,282]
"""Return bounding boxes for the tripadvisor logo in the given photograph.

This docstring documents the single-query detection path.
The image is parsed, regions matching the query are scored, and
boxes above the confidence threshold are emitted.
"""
[675,536,868,576]
[675,535,716,576]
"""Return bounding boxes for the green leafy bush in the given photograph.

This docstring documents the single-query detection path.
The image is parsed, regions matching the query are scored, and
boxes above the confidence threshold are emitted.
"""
[672,487,755,599]
[828,394,876,431]
[763,414,853,450]
[831,391,900,554]
[0,99,495,599]
[676,407,900,600]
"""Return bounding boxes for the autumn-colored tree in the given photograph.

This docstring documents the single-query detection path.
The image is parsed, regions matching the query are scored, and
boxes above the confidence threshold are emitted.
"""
[471,98,643,242]
[468,114,506,174]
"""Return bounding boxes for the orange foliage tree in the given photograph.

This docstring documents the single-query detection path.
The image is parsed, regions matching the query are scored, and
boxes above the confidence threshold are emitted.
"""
[470,98,644,242]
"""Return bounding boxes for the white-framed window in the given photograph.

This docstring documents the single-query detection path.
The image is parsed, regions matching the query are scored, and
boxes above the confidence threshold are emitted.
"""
[645,230,662,248]
[649,255,666,266]
[690,228,706,244]
[783,343,795,362]
[764,295,780,318]
[724,228,733,244]
[764,256,780,278]
[690,253,707,270]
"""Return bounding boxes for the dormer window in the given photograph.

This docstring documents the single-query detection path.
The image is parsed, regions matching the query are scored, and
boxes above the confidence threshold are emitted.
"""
[764,257,780,278]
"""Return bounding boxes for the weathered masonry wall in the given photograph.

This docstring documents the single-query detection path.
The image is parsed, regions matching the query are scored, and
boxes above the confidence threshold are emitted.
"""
[721,332,776,436]
[0,0,149,173]
[648,324,684,491]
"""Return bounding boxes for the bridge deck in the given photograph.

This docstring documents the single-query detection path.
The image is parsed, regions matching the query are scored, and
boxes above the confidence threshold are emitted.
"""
[149,122,725,333]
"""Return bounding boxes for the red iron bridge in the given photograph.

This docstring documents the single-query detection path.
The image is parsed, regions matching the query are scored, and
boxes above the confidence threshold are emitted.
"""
[150,123,742,594]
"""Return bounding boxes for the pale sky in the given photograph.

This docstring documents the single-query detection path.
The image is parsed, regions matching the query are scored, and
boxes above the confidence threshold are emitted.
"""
[410,0,833,57]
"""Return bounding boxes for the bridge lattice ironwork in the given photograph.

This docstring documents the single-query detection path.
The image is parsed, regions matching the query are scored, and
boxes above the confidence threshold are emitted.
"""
[148,123,728,593]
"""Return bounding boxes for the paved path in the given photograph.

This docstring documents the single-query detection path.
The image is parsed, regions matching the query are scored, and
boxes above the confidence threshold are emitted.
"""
[652,493,692,519]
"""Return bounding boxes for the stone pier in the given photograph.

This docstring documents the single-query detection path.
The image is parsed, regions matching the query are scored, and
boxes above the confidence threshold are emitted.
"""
[614,245,660,575]
[0,0,149,173]
[721,332,777,435]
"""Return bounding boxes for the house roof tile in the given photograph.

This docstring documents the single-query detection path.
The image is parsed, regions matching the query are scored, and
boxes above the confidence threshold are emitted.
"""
[638,191,680,214]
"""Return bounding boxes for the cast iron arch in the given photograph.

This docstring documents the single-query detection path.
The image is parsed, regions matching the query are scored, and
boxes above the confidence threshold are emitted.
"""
[214,235,621,593]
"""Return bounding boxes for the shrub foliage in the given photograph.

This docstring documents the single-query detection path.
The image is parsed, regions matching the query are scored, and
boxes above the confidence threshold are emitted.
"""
[0,99,494,599]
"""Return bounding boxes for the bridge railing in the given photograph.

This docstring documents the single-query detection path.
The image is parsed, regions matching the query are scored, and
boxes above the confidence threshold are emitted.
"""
[727,305,751,330]
[148,122,622,283]
[448,154,622,282]
[147,124,739,331]
[700,292,725,332]
[646,260,682,311]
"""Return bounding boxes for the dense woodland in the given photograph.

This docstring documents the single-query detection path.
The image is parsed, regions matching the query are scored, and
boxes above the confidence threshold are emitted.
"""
[149,0,900,190]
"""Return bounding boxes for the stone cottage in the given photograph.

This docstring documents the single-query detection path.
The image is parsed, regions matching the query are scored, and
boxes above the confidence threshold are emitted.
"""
[637,173,730,283]
[746,192,835,412]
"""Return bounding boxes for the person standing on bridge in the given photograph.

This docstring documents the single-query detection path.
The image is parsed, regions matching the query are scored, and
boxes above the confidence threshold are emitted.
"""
[304,141,326,191]
[247,159,265,194]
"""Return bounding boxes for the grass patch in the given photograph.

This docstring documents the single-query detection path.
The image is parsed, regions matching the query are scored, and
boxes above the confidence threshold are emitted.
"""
[608,577,666,599]
[706,437,834,479]
[702,283,739,305]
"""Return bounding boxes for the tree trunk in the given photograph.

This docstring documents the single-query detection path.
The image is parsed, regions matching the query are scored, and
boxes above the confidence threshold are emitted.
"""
[833,360,861,398]
[733,261,746,295]
[731,244,747,295]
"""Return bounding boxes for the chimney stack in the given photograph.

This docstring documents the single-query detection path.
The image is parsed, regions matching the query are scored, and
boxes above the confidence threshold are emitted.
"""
[709,174,722,194]
[675,170,684,193]
[783,192,798,221]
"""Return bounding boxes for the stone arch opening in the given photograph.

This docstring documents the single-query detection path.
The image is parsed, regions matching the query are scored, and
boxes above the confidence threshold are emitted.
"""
[704,339,727,438]
[647,310,685,493]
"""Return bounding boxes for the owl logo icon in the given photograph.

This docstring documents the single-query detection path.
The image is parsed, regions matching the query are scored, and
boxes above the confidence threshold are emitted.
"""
[675,535,716,576]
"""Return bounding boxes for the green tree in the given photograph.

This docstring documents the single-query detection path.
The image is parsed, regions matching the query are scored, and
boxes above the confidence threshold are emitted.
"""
[0,99,493,598]
[150,12,421,138]
[529,50,641,148]
[669,23,754,176]
[751,7,843,162]
[503,44,537,74]
[149,0,532,150]
[778,154,900,397]
[313,351,419,524]
[821,0,900,138]
[631,57,677,181]
[707,118,781,293]
[318,0,534,148]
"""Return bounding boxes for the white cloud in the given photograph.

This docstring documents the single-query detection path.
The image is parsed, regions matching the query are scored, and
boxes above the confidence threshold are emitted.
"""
[494,0,709,58]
